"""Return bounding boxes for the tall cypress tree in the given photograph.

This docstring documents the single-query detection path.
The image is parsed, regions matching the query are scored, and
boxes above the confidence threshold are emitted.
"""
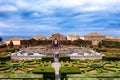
[8,40,14,48]
[0,37,2,42]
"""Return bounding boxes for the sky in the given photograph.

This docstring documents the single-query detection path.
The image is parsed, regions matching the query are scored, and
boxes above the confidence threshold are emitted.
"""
[0,0,120,39]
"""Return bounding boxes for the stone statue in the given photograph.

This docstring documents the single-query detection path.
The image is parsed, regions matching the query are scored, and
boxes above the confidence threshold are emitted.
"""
[54,38,58,47]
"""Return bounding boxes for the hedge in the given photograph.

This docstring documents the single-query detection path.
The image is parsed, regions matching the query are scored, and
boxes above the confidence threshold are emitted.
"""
[41,56,54,62]
[102,40,120,48]
[59,67,81,80]
[0,56,11,61]
[59,56,71,62]
[33,67,55,80]
[94,48,107,52]
[5,48,19,53]
[11,63,22,68]
[102,56,120,61]
[0,44,7,48]
[90,64,103,69]
[0,66,10,71]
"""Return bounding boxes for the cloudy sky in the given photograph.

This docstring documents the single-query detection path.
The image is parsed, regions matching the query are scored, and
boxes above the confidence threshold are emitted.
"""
[0,0,120,38]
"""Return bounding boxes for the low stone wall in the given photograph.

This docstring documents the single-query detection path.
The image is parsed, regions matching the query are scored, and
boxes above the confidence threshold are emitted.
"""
[70,55,103,60]
[11,56,42,60]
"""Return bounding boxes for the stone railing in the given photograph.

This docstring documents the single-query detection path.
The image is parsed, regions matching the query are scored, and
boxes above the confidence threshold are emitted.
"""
[70,55,103,60]
[11,56,42,60]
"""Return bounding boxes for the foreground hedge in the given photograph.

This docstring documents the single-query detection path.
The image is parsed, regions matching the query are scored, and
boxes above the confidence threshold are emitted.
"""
[33,67,55,80]
[59,67,81,80]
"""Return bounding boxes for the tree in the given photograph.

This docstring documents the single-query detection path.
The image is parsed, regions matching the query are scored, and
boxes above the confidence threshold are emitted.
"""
[0,44,7,48]
[0,37,2,42]
[98,42,102,48]
[8,40,14,48]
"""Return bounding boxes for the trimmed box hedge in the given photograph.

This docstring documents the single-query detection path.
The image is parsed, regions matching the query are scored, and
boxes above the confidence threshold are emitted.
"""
[0,56,11,61]
[102,56,120,61]
[41,56,54,62]
[59,56,71,62]
[33,67,55,80]
[59,67,81,80]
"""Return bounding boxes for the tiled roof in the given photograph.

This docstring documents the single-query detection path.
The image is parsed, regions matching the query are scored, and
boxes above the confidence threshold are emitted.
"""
[105,36,115,39]
[33,35,46,40]
[6,38,23,41]
[33,35,45,39]
[85,32,105,37]
[67,34,79,38]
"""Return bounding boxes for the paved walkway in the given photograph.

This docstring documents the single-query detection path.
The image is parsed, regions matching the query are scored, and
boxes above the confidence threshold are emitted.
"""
[52,58,61,80]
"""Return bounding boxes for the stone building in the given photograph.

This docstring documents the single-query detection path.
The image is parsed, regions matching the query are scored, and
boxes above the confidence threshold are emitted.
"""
[47,33,66,41]
[105,36,120,42]
[67,34,80,41]
[5,38,23,45]
[105,36,115,40]
[33,35,46,40]
[79,36,85,40]
[84,33,105,45]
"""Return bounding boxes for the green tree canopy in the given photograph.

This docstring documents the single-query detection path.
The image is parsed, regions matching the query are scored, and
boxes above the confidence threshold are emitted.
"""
[0,37,2,42]
[8,40,14,48]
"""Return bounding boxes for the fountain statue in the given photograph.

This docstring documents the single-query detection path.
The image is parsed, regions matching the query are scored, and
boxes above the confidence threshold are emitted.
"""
[48,38,61,50]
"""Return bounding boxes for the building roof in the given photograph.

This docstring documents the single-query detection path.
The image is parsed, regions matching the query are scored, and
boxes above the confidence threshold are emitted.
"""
[105,36,115,39]
[33,35,45,37]
[33,35,46,40]
[6,38,23,41]
[85,32,105,37]
[115,37,120,39]
[67,34,79,38]
[51,33,65,37]
[48,33,66,40]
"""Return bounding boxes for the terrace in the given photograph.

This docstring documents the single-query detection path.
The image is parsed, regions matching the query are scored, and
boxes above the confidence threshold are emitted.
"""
[10,51,46,59]
[10,46,103,60]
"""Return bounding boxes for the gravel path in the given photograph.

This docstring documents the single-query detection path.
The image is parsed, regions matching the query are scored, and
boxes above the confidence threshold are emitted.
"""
[52,58,61,80]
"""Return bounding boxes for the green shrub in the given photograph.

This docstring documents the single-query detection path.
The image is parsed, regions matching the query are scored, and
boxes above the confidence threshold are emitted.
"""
[59,67,81,80]
[102,56,120,61]
[0,44,7,48]
[90,64,103,69]
[5,48,19,53]
[59,56,71,62]
[33,67,55,80]
[0,66,10,71]
[8,41,14,48]
[94,48,107,52]
[41,56,54,62]
[0,61,6,64]
[102,40,120,48]
[0,56,11,61]
[11,63,21,68]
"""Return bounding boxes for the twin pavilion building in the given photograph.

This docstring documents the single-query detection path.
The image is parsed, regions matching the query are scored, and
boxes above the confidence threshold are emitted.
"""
[5,32,120,46]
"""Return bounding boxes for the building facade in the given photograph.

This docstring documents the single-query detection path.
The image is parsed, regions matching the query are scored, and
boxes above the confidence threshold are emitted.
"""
[79,36,85,40]
[67,34,80,41]
[47,33,66,41]
[5,38,23,46]
[84,33,105,45]
[33,35,46,40]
